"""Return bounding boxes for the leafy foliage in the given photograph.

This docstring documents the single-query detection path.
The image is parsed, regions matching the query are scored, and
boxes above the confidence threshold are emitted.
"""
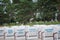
[0,0,60,25]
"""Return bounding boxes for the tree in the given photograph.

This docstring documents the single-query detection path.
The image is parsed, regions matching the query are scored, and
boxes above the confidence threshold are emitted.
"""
[37,0,59,21]
[0,0,60,25]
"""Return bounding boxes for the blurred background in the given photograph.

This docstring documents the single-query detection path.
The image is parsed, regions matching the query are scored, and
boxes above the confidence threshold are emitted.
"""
[0,0,60,26]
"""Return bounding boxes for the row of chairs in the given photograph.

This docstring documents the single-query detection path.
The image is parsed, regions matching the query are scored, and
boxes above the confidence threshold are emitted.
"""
[0,25,60,40]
